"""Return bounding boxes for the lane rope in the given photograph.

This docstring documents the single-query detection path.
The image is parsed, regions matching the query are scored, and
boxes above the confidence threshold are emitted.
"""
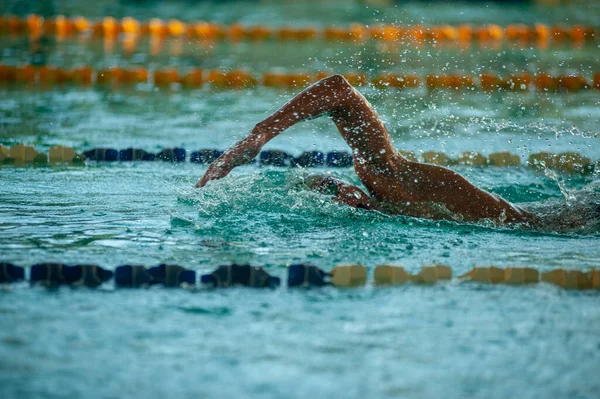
[2,262,599,290]
[0,145,596,174]
[1,15,596,48]
[1,64,599,93]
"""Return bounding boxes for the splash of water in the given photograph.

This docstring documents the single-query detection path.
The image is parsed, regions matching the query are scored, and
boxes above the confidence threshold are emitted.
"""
[174,169,599,236]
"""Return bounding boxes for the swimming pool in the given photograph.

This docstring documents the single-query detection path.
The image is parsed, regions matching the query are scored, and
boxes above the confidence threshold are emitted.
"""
[1,1,600,398]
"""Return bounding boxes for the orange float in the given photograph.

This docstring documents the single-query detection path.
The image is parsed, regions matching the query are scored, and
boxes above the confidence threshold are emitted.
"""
[246,25,272,41]
[476,24,503,42]
[551,26,567,41]
[425,75,440,90]
[426,26,444,43]
[103,17,120,37]
[407,25,426,45]
[440,25,458,41]
[228,23,246,41]
[448,75,474,90]
[206,70,228,87]
[505,24,528,42]
[324,26,341,40]
[284,73,313,88]
[121,17,141,34]
[109,67,124,84]
[73,16,91,33]
[480,73,504,92]
[349,24,367,42]
[505,73,532,91]
[0,65,17,82]
[569,25,585,43]
[583,27,595,41]
[149,18,168,37]
[262,72,287,87]
[71,67,93,85]
[426,74,459,90]
[54,68,72,84]
[55,15,73,37]
[95,69,113,85]
[277,26,294,40]
[91,21,103,38]
[375,73,420,89]
[168,19,186,37]
[182,69,204,88]
[533,23,550,48]
[26,14,44,35]
[134,68,149,83]
[558,75,589,92]
[325,26,353,41]
[369,25,398,42]
[534,73,559,92]
[192,21,220,39]
[457,24,473,42]
[594,73,600,90]
[342,72,368,87]
[396,74,420,89]
[286,73,315,87]
[15,65,37,83]
[153,68,180,86]
[226,70,257,89]
[295,27,318,40]
[7,16,24,34]
[279,26,317,40]
[372,74,392,89]
[427,25,457,44]
[38,66,56,84]
[115,68,148,84]
[42,18,56,34]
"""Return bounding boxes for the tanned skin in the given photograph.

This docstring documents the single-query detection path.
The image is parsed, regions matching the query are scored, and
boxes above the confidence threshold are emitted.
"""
[196,74,531,223]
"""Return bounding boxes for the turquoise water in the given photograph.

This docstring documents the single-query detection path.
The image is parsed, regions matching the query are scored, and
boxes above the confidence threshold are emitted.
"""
[1,1,600,398]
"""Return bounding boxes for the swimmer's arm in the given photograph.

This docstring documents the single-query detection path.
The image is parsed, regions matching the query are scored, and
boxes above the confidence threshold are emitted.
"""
[306,175,375,210]
[197,75,356,188]
[196,134,263,187]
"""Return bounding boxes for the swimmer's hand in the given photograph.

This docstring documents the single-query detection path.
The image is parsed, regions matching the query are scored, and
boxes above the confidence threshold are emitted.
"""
[307,175,374,210]
[195,138,262,188]
[333,185,375,210]
[196,161,232,187]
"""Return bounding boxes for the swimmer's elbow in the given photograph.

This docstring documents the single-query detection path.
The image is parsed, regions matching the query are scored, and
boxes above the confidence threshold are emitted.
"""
[321,74,353,89]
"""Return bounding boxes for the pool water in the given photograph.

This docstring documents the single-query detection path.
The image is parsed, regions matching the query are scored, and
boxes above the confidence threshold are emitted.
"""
[1,1,600,398]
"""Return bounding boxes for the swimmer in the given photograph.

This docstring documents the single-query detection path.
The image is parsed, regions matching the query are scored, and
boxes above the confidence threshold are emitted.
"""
[196,74,531,223]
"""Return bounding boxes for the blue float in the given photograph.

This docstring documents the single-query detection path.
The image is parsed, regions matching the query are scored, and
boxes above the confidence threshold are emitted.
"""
[201,264,280,288]
[83,148,119,162]
[287,264,329,287]
[291,151,325,167]
[119,148,151,161]
[190,149,224,164]
[156,148,186,162]
[62,265,113,287]
[115,265,153,288]
[30,263,66,286]
[147,264,196,287]
[326,151,353,167]
[0,263,25,283]
[259,150,291,167]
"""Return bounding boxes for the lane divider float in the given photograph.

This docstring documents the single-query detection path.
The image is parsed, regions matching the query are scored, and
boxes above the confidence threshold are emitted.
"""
[2,262,599,291]
[0,145,596,174]
[1,15,596,48]
[2,64,599,93]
